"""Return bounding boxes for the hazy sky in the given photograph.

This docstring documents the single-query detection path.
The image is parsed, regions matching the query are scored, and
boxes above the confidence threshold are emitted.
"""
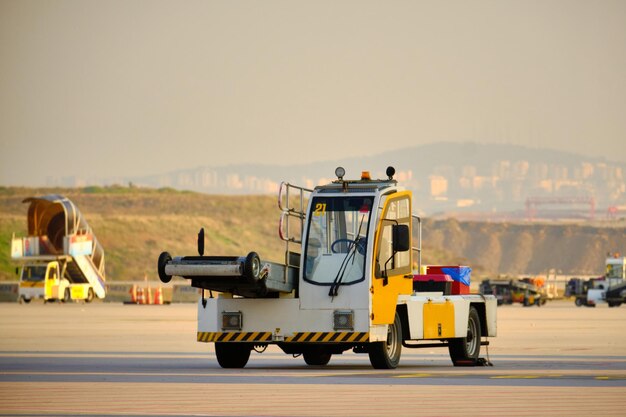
[1,0,625,186]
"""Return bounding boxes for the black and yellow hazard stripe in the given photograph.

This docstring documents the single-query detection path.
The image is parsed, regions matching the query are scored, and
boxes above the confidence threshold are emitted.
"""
[197,331,369,343]
[286,332,369,343]
[197,332,273,343]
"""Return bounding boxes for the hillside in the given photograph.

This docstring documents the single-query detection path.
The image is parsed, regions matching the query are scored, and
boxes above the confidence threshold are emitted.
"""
[1,186,624,281]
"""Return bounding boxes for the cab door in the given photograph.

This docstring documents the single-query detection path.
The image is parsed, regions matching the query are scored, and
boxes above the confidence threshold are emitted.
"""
[371,192,413,325]
[44,262,60,300]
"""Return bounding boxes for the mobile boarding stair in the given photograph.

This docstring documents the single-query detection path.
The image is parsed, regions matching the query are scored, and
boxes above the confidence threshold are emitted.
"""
[11,195,106,299]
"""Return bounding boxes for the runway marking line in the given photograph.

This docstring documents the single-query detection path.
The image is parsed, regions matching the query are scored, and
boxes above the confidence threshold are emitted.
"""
[5,370,626,381]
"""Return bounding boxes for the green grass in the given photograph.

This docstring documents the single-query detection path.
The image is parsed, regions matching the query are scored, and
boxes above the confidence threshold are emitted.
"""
[0,187,286,281]
[0,217,24,280]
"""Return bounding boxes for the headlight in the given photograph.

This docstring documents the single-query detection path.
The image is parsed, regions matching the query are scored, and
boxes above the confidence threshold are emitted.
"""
[222,311,242,331]
[333,310,354,330]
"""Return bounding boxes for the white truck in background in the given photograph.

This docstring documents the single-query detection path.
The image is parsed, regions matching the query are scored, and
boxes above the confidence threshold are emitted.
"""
[567,254,626,307]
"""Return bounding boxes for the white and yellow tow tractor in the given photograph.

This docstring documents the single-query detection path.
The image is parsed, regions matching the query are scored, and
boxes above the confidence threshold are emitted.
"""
[158,167,497,368]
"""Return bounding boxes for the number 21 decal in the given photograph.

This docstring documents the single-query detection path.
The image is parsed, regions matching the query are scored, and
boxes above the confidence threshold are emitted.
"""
[313,203,327,215]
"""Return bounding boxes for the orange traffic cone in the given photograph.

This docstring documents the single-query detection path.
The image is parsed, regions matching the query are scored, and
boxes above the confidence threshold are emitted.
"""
[129,284,137,304]
[154,286,163,305]
[137,287,145,304]
[146,286,152,305]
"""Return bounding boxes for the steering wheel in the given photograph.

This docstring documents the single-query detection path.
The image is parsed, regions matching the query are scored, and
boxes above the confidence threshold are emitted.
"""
[330,238,366,255]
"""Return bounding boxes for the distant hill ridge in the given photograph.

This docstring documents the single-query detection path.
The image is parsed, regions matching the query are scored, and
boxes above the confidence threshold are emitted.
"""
[40,142,626,217]
[1,187,624,281]
[136,142,624,181]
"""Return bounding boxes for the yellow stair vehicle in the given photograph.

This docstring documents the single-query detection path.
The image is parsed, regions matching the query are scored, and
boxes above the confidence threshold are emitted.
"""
[158,167,497,368]
[11,195,106,303]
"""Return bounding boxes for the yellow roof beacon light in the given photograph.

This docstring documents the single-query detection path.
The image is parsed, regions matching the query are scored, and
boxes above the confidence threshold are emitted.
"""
[361,171,371,181]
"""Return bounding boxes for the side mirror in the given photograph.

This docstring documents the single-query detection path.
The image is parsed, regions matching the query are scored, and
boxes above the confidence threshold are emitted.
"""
[392,224,410,252]
[382,222,411,281]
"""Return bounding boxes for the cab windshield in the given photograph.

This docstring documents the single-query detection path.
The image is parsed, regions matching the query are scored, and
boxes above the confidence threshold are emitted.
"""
[22,266,47,282]
[303,196,373,286]
[606,263,624,279]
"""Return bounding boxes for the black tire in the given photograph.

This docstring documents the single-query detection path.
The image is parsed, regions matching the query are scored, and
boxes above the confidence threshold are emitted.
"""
[20,296,30,304]
[303,350,332,366]
[244,252,261,281]
[85,288,95,303]
[215,342,252,368]
[157,252,172,283]
[62,288,71,303]
[575,298,583,307]
[368,312,402,369]
[449,306,481,366]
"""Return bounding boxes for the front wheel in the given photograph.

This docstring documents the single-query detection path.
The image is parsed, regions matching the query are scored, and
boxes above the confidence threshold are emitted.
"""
[303,350,332,366]
[215,343,252,368]
[85,288,95,303]
[449,306,481,366]
[62,288,71,303]
[575,298,584,307]
[368,312,402,369]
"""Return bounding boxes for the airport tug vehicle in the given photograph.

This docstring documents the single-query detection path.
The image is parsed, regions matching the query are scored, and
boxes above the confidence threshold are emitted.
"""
[158,167,497,368]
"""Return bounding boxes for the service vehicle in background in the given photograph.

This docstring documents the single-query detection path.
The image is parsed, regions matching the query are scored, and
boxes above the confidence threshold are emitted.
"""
[158,167,497,369]
[567,253,626,307]
[11,195,106,303]
[480,277,547,306]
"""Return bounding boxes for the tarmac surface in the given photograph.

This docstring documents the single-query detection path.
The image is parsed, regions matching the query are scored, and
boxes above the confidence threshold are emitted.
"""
[1,300,625,416]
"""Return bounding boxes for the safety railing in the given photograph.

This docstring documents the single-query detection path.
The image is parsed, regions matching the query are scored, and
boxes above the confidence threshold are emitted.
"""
[412,214,422,273]
[278,182,312,279]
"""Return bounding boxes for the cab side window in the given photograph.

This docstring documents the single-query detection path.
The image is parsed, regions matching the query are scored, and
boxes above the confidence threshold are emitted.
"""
[375,196,411,277]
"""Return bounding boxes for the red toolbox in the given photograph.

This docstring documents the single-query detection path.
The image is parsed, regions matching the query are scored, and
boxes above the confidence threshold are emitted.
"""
[426,266,471,295]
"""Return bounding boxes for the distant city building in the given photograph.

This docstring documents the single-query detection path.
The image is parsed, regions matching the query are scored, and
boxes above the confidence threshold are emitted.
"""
[56,150,626,218]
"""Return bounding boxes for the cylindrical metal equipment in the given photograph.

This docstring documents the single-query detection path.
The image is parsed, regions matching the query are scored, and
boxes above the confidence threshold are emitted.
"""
[164,262,243,277]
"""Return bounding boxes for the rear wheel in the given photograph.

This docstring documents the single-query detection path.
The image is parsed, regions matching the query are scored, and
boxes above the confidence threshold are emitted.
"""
[62,288,71,303]
[85,288,94,303]
[215,343,252,368]
[368,312,402,369]
[449,306,481,366]
[303,350,332,366]
[575,298,584,307]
